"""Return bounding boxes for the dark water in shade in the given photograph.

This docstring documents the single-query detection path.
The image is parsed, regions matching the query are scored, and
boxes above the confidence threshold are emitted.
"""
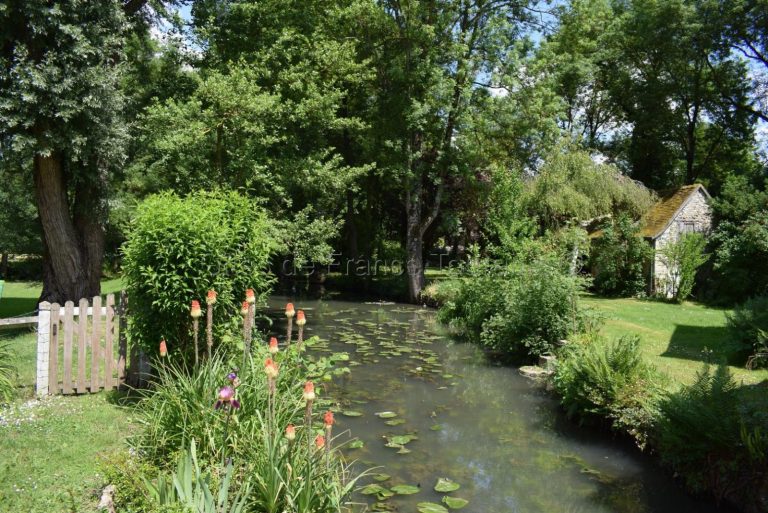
[264,295,728,513]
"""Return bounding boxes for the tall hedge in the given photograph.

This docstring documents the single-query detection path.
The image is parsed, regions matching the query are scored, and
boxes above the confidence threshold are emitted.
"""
[122,191,281,358]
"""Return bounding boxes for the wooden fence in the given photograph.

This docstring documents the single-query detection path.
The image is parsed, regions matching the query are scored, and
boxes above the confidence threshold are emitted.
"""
[36,292,129,396]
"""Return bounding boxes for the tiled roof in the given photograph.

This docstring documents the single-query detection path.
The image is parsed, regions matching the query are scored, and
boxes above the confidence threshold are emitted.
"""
[640,184,709,239]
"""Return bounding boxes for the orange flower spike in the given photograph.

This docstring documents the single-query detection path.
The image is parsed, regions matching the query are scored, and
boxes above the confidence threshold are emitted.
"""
[245,288,256,304]
[240,301,250,317]
[264,358,279,379]
[324,410,334,427]
[269,337,279,355]
[296,310,306,327]
[285,424,296,441]
[285,303,295,318]
[159,339,168,357]
[190,300,202,318]
[206,289,217,305]
[303,381,316,402]
[315,434,325,449]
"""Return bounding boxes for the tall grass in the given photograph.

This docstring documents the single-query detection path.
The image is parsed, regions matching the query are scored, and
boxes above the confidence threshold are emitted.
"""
[0,340,17,403]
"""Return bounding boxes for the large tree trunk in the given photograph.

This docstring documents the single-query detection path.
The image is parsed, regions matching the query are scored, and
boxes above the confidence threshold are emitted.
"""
[405,174,425,303]
[33,152,102,303]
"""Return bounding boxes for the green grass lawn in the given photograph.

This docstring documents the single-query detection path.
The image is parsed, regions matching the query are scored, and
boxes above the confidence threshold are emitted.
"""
[581,293,768,386]
[0,279,133,512]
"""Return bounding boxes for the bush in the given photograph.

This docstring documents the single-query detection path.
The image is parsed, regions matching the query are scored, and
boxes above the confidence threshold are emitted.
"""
[591,214,653,297]
[658,232,709,302]
[122,190,281,359]
[727,295,768,368]
[657,365,768,506]
[553,335,662,448]
[439,253,585,360]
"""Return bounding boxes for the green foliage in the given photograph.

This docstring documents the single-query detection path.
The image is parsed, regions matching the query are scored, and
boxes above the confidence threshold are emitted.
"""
[727,295,768,366]
[591,214,653,297]
[122,190,280,358]
[99,451,175,513]
[0,340,16,403]
[554,336,662,448]
[132,342,360,513]
[145,440,250,513]
[439,250,586,360]
[522,144,655,231]
[657,365,768,503]
[658,232,709,302]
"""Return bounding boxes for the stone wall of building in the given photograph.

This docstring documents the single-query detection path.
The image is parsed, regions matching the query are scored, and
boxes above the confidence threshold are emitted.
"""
[653,189,712,297]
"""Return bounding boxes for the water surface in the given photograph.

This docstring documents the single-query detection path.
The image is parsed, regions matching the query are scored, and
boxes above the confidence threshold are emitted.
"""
[266,296,727,513]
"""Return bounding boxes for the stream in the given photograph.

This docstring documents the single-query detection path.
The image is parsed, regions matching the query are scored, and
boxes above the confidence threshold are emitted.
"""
[265,295,727,513]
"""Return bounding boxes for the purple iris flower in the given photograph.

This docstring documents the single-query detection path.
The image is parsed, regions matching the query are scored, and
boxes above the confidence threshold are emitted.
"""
[214,386,241,410]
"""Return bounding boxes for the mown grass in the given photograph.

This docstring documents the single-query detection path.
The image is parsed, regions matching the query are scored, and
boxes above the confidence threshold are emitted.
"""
[0,279,133,513]
[580,293,768,386]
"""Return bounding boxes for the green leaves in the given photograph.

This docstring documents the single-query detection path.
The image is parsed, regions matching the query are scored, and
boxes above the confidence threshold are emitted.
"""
[434,478,460,493]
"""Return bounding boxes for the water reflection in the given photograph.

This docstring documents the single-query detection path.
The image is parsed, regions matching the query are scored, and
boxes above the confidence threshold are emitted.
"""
[262,296,729,513]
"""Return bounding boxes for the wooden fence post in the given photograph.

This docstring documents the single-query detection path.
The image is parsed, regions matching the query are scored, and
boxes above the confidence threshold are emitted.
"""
[36,302,51,397]
[117,290,128,386]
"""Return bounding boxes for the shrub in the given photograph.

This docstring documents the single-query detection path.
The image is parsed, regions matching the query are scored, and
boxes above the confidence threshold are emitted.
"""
[439,254,585,360]
[122,190,281,359]
[657,365,768,505]
[727,295,768,368]
[591,214,653,297]
[658,232,709,302]
[553,335,662,448]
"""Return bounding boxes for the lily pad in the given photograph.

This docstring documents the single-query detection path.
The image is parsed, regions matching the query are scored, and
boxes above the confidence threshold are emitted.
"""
[434,478,460,492]
[348,439,364,449]
[386,434,417,446]
[372,473,391,482]
[390,484,420,495]
[429,424,442,431]
[375,411,398,419]
[385,419,406,426]
[442,497,469,509]
[417,502,449,513]
[361,484,388,496]
[341,410,364,417]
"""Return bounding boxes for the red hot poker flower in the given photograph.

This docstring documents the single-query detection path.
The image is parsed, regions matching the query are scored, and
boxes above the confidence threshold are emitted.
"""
[159,339,168,357]
[206,289,217,305]
[285,424,296,441]
[264,358,279,379]
[303,381,316,402]
[269,337,279,354]
[240,301,250,317]
[296,310,306,326]
[285,303,295,318]
[324,411,334,427]
[315,434,325,449]
[190,300,203,319]
[245,288,256,304]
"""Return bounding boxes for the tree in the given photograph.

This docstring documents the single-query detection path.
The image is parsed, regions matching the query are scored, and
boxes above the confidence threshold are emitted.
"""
[659,232,709,302]
[0,1,128,302]
[591,214,654,297]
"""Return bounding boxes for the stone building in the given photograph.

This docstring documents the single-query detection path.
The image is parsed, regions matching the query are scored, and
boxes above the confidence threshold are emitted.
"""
[640,184,712,297]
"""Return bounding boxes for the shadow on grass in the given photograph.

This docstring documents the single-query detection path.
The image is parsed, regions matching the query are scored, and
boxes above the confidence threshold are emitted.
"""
[662,324,747,365]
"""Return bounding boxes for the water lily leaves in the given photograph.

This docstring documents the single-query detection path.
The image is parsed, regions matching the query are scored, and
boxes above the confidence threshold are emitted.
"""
[442,496,469,509]
[375,411,398,419]
[430,424,442,431]
[361,484,388,495]
[372,473,391,482]
[385,434,417,446]
[434,478,460,492]
[417,502,449,513]
[384,419,405,426]
[348,439,364,449]
[390,484,420,495]
[341,410,364,417]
